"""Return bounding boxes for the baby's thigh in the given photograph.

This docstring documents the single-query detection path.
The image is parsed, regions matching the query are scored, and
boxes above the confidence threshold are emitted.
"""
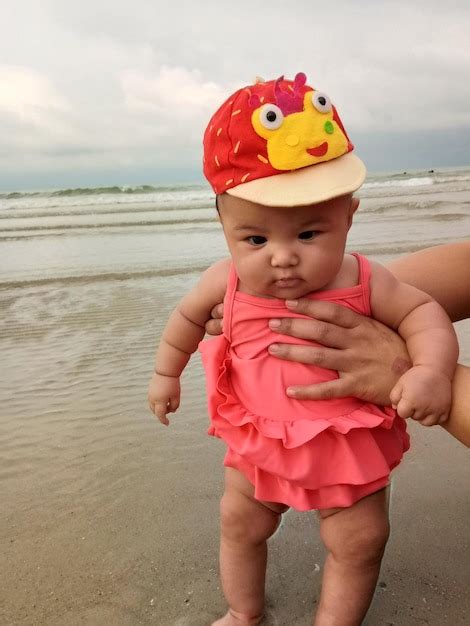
[220,468,288,543]
[224,467,289,514]
[318,488,390,562]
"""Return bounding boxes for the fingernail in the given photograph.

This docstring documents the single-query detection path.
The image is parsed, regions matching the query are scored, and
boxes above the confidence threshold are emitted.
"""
[269,319,281,328]
[286,300,298,308]
[268,343,279,353]
[286,387,296,397]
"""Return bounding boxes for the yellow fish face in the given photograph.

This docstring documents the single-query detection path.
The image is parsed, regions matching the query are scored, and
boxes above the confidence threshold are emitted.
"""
[251,91,349,171]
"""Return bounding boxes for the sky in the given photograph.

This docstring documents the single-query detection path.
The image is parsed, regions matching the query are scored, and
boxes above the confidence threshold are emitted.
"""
[1,0,470,191]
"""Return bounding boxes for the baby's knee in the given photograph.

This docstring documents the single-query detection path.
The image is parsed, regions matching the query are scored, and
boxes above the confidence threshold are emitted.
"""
[349,520,390,564]
[323,515,390,566]
[220,491,280,545]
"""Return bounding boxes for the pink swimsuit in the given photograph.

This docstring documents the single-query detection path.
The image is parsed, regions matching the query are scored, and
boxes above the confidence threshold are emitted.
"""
[199,254,410,510]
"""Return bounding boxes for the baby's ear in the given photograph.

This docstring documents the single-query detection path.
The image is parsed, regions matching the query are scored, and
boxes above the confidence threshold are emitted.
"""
[347,196,360,228]
[215,194,222,221]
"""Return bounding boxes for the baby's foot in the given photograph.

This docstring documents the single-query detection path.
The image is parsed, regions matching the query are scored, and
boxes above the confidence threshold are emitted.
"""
[211,608,264,625]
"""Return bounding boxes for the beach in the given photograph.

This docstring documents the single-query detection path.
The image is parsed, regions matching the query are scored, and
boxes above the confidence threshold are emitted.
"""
[1,168,469,625]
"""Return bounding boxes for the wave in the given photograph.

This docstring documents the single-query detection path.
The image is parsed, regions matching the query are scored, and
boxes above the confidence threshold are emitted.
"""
[2,167,470,201]
[0,216,216,235]
[363,177,434,189]
[0,266,211,289]
[2,168,469,213]
[361,198,466,214]
[0,183,209,200]
[0,203,214,220]
[434,174,470,184]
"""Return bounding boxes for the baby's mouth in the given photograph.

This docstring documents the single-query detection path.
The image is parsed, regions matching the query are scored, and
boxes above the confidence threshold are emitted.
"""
[307,141,328,157]
[274,277,301,287]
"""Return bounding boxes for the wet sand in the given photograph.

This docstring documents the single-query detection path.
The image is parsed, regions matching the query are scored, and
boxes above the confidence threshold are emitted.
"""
[1,301,469,625]
[1,173,469,624]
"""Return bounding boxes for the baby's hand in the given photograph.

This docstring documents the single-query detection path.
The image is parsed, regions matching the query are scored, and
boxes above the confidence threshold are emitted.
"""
[389,365,451,426]
[148,372,181,426]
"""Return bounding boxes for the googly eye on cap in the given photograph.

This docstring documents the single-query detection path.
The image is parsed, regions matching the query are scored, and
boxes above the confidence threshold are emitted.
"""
[311,92,332,113]
[258,104,284,130]
[203,72,366,207]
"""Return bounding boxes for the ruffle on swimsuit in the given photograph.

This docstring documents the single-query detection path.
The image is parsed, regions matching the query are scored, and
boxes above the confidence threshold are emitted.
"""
[199,254,410,511]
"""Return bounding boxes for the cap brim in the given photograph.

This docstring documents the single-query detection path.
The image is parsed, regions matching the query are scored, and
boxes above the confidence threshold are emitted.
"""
[226,153,366,207]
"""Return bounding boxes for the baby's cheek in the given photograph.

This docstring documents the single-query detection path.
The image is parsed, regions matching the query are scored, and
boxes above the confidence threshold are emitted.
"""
[233,255,266,289]
[309,247,342,285]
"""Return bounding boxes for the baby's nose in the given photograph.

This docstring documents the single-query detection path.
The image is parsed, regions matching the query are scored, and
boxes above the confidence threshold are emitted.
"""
[271,246,298,267]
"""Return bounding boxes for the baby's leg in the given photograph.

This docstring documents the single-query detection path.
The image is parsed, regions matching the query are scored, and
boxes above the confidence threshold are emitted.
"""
[212,467,288,626]
[314,487,390,626]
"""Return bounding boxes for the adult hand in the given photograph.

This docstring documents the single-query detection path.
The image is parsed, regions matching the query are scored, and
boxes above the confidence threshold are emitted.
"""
[268,299,411,406]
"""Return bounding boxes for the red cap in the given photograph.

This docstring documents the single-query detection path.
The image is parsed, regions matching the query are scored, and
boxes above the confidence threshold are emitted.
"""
[203,73,366,207]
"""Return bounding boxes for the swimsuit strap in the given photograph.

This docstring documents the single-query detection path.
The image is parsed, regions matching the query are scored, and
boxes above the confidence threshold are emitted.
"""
[350,252,372,316]
[223,262,238,342]
[222,255,372,340]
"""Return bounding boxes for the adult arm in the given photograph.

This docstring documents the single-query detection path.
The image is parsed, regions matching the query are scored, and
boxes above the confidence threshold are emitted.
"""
[386,242,470,322]
[446,366,470,446]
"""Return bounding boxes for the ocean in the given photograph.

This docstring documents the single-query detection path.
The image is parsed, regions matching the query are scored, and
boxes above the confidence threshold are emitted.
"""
[1,167,469,625]
[1,168,470,288]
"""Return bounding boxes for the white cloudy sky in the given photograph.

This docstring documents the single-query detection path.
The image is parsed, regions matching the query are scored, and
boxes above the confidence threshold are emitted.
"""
[1,0,470,190]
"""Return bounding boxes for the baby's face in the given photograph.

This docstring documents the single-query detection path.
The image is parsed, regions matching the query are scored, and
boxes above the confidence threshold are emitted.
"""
[218,193,356,299]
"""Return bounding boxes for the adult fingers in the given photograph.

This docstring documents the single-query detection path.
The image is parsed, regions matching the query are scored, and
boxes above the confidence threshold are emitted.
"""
[204,303,224,335]
[205,317,223,336]
[286,299,360,329]
[269,343,350,369]
[269,343,345,367]
[210,303,224,319]
[269,317,349,349]
[286,379,353,401]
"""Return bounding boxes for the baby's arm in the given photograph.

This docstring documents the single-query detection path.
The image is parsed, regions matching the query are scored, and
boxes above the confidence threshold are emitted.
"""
[148,258,230,425]
[370,262,459,426]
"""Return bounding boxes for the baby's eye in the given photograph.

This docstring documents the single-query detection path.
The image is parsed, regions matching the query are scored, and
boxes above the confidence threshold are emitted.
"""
[298,230,317,240]
[247,235,267,246]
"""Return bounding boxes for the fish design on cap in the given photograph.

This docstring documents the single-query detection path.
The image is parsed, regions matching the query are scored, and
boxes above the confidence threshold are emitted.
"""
[249,72,350,170]
[203,72,355,195]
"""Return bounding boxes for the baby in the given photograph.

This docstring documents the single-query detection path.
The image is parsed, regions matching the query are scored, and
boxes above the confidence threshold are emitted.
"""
[148,73,458,626]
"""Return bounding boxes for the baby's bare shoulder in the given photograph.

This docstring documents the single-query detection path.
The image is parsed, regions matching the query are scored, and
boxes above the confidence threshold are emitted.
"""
[202,258,230,284]
[196,258,230,299]
[326,254,360,289]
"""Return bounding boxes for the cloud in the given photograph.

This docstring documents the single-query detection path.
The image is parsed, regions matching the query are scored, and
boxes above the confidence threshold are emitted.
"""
[0,61,238,173]
[0,66,82,158]
[120,66,229,116]
[0,0,469,188]
[0,65,67,118]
